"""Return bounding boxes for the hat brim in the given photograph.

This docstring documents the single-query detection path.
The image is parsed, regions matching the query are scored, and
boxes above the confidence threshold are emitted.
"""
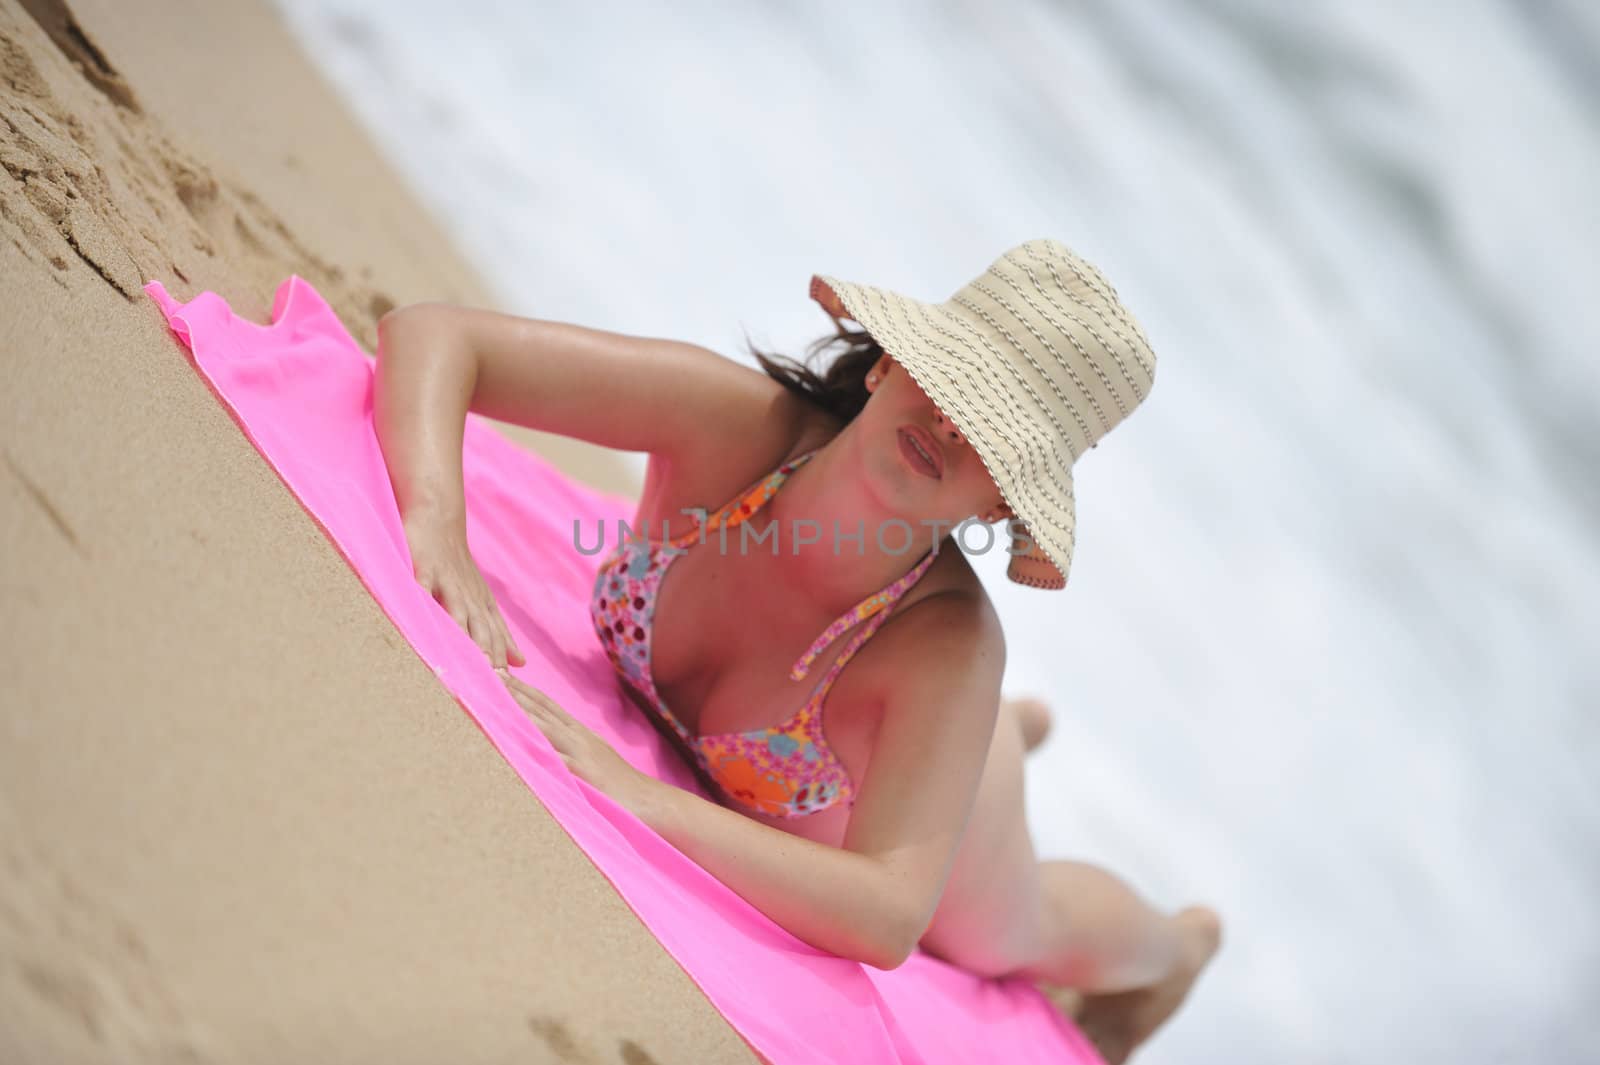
[809,274,1074,589]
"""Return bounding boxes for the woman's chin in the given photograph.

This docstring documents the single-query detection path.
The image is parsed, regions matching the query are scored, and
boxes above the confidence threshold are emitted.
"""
[845,425,941,513]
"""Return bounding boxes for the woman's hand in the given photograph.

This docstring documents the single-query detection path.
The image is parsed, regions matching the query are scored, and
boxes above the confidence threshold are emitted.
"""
[403,510,525,669]
[499,671,653,809]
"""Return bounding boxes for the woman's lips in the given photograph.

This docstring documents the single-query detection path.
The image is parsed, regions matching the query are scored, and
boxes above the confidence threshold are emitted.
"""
[898,425,943,479]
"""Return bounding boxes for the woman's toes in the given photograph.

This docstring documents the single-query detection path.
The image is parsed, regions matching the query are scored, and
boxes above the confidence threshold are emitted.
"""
[1177,905,1224,960]
[1010,696,1053,752]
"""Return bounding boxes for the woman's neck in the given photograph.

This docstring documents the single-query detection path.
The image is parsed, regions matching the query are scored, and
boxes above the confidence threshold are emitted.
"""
[759,429,943,618]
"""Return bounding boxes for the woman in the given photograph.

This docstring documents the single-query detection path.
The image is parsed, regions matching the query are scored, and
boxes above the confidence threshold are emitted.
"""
[373,238,1222,1064]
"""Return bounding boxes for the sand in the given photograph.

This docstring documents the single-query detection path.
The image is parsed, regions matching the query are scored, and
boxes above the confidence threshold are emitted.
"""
[0,1,761,1060]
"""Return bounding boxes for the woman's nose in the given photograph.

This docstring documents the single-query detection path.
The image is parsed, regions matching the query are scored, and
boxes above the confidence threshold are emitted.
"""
[933,409,966,447]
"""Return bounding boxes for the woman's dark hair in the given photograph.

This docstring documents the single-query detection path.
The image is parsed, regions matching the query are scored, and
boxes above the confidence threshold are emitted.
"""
[741,321,885,424]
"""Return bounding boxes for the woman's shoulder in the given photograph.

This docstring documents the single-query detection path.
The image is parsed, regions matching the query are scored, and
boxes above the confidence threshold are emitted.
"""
[847,571,1005,712]
[858,537,1005,685]
[899,553,1002,648]
[633,388,841,528]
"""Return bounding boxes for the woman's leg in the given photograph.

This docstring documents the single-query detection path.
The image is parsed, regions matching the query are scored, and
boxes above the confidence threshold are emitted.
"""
[922,699,1195,987]
[1026,895,1223,1065]
[1009,860,1187,991]
[922,696,1222,1063]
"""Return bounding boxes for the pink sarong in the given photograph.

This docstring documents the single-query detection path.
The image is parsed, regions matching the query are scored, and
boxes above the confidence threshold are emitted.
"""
[143,274,1103,1065]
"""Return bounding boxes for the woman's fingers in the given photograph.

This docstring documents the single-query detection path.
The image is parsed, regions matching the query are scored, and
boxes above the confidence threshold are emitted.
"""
[462,572,497,665]
[465,607,490,657]
[473,577,518,668]
[440,590,473,648]
[467,576,517,669]
[503,675,555,716]
[513,690,561,731]
[489,607,517,670]
[486,621,507,670]
[427,573,478,651]
[478,611,510,667]
[444,593,473,640]
[423,566,524,671]
[495,610,525,667]
[406,533,528,670]
[468,604,504,667]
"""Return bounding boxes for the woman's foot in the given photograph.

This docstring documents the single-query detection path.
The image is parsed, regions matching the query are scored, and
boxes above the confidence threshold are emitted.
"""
[1071,905,1223,1064]
[1005,695,1053,752]
[1036,981,1086,1022]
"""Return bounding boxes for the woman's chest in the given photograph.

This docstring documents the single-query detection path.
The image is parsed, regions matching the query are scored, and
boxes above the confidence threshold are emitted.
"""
[646,540,885,757]
[599,546,870,845]
[613,658,856,849]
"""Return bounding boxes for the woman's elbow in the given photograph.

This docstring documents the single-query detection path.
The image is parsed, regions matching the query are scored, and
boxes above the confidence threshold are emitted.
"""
[376,302,466,353]
[863,940,914,972]
[858,907,924,971]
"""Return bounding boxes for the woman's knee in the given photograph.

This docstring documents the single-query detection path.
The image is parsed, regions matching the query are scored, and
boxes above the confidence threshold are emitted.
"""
[1005,695,1053,752]
[916,862,1048,979]
[917,919,1039,978]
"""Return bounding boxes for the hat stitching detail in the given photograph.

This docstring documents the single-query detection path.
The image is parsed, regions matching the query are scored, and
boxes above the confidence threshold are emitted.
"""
[928,291,1091,476]
[1020,245,1153,401]
[901,342,1069,532]
[848,282,1081,572]
[901,295,1082,515]
[1014,572,1066,590]
[948,290,1091,461]
[909,293,1083,479]
[1004,251,1137,419]
[1039,238,1130,321]
[858,288,1044,480]
[852,293,1069,558]
[966,277,1113,440]
[855,285,1079,523]
[872,316,1078,580]
[1031,241,1157,379]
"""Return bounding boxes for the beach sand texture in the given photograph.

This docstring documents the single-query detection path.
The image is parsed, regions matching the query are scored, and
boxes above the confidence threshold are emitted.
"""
[0,0,763,1060]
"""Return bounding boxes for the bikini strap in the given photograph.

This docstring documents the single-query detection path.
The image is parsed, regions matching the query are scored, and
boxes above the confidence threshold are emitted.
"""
[663,444,938,683]
[790,547,940,682]
[666,447,821,548]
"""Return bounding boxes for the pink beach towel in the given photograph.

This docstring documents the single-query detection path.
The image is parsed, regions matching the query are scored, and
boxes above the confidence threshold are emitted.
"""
[143,275,1103,1065]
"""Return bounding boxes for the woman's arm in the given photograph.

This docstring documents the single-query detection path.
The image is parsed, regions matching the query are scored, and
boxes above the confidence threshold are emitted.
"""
[629,593,1005,970]
[370,301,794,664]
[373,305,477,529]
[630,777,911,969]
[504,670,911,967]
[374,301,790,484]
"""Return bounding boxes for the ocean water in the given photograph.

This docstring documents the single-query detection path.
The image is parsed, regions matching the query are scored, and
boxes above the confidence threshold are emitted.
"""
[271,1,1600,1061]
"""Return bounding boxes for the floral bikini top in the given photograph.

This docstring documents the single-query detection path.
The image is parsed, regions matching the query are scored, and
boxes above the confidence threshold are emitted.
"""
[589,447,938,819]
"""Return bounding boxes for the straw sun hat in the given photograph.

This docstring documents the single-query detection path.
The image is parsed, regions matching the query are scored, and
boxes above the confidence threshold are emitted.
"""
[809,237,1158,590]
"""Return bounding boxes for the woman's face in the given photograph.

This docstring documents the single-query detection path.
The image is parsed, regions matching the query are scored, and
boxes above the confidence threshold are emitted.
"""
[860,353,1013,525]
